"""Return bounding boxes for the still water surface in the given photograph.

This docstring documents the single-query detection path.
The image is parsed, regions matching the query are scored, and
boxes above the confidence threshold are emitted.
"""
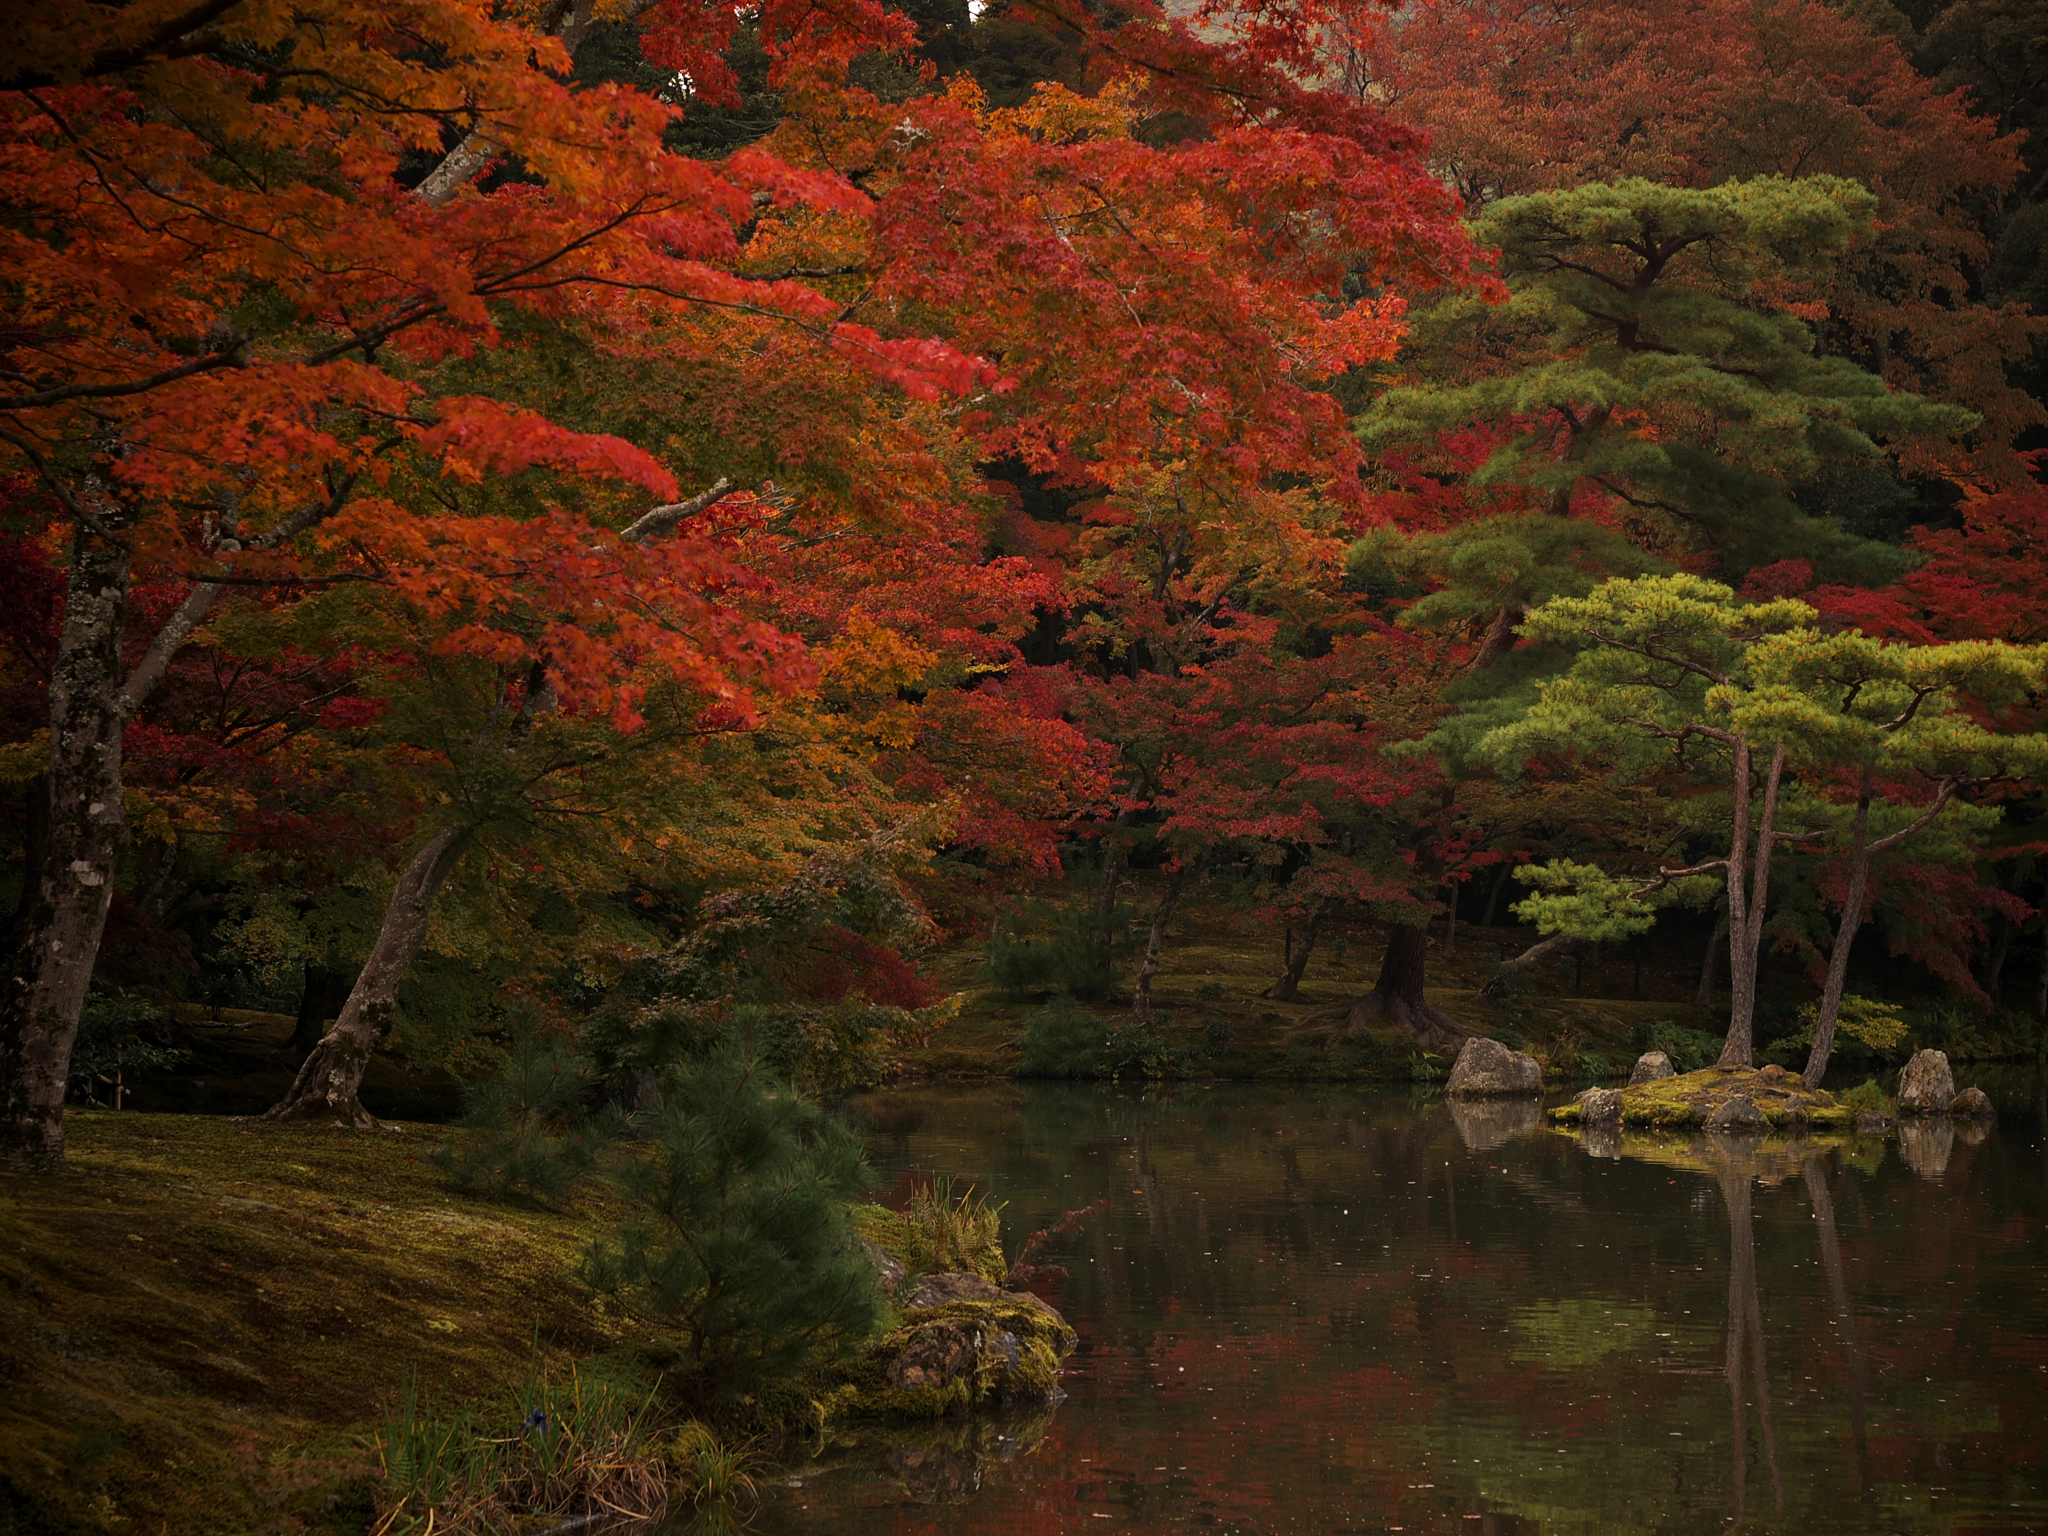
[764,1082,2048,1536]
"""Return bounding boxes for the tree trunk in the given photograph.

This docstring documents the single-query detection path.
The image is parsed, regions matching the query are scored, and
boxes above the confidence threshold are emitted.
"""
[265,825,473,1126]
[1264,901,1325,1001]
[1091,824,1132,973]
[2036,919,2048,1022]
[1802,765,1874,1090]
[1719,741,1786,1068]
[1980,909,2012,1000]
[1697,906,1728,1005]
[1480,863,1513,928]
[1131,863,1195,1024]
[0,525,132,1170]
[1469,606,1523,670]
[289,962,361,1060]
[1480,928,1578,997]
[1306,925,1479,1052]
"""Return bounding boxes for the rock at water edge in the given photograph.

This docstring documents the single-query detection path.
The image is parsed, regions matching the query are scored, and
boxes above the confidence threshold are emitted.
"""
[1948,1086,1995,1120]
[1628,1051,1675,1086]
[1578,1088,1624,1127]
[1897,1049,1955,1116]
[1445,1037,1543,1099]
[1704,1095,1768,1134]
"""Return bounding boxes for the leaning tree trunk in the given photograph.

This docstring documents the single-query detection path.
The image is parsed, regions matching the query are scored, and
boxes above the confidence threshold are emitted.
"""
[0,526,131,1170]
[1697,907,1728,1005]
[1801,766,1874,1090]
[1131,863,1197,1024]
[289,962,361,1061]
[1479,929,1578,998]
[1306,925,1479,1052]
[265,825,473,1126]
[1719,741,1786,1068]
[1263,901,1325,1001]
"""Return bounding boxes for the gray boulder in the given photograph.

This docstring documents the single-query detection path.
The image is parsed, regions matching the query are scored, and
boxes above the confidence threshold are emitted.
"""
[1855,1111,1895,1134]
[1703,1095,1768,1134]
[863,1239,908,1297]
[1948,1086,1994,1120]
[1445,1037,1543,1099]
[1897,1049,1956,1116]
[1576,1087,1624,1127]
[1628,1050,1675,1086]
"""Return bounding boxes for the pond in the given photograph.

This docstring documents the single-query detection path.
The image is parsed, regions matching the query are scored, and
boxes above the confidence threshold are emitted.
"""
[761,1079,2048,1536]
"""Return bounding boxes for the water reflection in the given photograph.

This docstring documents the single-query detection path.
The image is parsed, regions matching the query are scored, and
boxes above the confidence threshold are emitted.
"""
[772,1084,2044,1535]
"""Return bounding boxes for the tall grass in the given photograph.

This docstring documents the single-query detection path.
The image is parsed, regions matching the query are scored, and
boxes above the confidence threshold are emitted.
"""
[372,1356,666,1535]
[902,1175,1006,1280]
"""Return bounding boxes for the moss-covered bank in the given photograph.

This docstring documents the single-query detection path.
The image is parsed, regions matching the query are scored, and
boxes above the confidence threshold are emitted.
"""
[0,1111,626,1535]
[1548,1065,1855,1129]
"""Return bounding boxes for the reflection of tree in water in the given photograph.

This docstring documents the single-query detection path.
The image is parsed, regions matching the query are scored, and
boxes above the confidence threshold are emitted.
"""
[1709,1142,1782,1525]
[1673,1132,1876,1526]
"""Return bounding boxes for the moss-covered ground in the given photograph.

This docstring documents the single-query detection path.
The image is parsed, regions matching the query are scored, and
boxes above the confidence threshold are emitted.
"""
[1548,1064,1854,1128]
[0,1111,625,1535]
[914,876,1730,1081]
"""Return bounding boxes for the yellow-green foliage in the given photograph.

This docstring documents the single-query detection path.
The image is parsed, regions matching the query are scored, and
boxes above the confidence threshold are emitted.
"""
[854,1176,1007,1283]
[1788,996,1908,1054]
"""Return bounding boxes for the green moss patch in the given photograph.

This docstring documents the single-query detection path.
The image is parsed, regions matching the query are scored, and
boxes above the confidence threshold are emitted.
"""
[0,1111,627,1535]
[821,1295,1077,1421]
[1549,1065,1852,1130]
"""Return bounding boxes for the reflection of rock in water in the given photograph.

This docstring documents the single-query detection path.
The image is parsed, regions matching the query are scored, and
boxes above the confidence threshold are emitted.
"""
[1581,1123,1622,1160]
[1954,1116,1991,1147]
[1898,1117,1955,1178]
[794,1400,1058,1506]
[1449,1097,1543,1151]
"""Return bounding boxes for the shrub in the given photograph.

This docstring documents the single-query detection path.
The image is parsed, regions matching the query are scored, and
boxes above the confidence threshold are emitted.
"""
[1838,1078,1895,1117]
[985,904,1118,1000]
[1631,1019,1725,1073]
[1017,993,1105,1078]
[67,989,183,1104]
[1762,996,1909,1068]
[433,1012,622,1205]
[1099,1020,1197,1079]
[580,1048,881,1405]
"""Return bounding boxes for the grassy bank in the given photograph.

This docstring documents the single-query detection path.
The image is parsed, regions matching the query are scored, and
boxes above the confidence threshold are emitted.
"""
[0,1111,624,1535]
[913,887,1730,1081]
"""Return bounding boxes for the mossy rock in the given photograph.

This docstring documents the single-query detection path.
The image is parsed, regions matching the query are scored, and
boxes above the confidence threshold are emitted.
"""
[1549,1064,1844,1130]
[818,1274,1076,1421]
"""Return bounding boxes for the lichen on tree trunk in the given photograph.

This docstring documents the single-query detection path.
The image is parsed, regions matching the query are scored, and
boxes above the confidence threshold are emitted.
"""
[0,527,132,1170]
[265,825,473,1126]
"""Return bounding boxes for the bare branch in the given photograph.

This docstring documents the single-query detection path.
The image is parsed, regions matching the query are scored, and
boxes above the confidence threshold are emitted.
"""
[622,477,732,544]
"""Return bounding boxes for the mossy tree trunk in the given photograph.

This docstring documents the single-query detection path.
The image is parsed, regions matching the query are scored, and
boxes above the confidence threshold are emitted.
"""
[0,525,130,1171]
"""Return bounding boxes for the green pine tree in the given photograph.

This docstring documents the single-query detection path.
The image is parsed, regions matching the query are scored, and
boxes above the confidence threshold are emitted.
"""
[579,1048,881,1406]
[1361,177,1975,580]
